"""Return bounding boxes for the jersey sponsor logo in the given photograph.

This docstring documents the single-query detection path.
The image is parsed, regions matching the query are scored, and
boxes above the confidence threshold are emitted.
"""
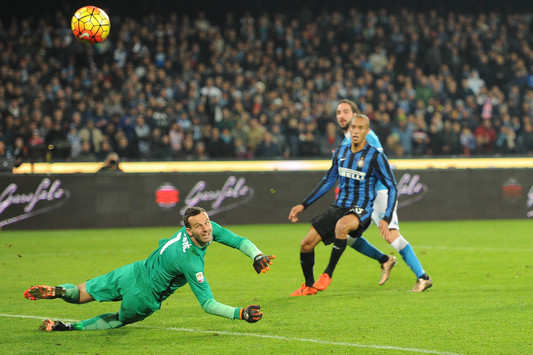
[196,272,205,283]
[338,167,365,181]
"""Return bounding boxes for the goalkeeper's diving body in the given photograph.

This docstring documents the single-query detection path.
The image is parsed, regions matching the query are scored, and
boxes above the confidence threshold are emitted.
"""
[23,207,275,331]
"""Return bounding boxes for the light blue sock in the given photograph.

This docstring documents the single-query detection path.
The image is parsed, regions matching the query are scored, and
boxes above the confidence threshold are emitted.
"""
[399,244,425,278]
[349,236,385,262]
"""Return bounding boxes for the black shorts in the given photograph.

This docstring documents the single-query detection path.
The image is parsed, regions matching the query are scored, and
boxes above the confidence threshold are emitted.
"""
[311,205,372,245]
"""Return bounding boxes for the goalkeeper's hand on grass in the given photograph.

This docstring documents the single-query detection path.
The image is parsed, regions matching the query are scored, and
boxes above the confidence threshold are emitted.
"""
[240,305,263,323]
[253,254,276,274]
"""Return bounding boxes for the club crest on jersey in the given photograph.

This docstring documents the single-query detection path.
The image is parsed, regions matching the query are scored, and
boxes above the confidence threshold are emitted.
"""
[196,272,205,283]
[357,157,365,168]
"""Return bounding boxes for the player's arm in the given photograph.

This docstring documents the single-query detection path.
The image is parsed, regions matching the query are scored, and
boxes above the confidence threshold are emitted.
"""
[212,222,275,274]
[185,268,263,323]
[373,152,398,234]
[201,299,262,323]
[299,148,341,209]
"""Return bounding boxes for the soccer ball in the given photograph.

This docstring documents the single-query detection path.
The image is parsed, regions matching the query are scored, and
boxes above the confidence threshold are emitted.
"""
[71,6,110,44]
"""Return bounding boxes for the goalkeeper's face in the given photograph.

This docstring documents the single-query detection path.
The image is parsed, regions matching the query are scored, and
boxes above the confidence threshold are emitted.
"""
[186,212,213,247]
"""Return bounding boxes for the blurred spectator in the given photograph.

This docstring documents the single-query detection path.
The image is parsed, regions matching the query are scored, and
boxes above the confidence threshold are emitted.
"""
[178,133,196,160]
[442,121,462,156]
[299,131,321,157]
[194,141,209,160]
[0,141,7,158]
[426,122,445,156]
[392,118,414,156]
[320,122,342,156]
[150,128,174,160]
[495,126,517,155]
[13,136,29,168]
[247,118,266,153]
[133,115,152,159]
[219,127,236,157]
[234,137,252,159]
[28,129,45,162]
[73,141,98,162]
[474,120,497,155]
[460,127,476,156]
[255,131,282,158]
[97,140,114,161]
[517,120,533,154]
[66,126,82,161]
[411,117,429,156]
[115,134,137,161]
[79,120,104,155]
[207,127,234,158]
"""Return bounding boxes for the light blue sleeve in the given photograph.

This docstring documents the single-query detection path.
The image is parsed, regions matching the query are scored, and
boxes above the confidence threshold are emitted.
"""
[366,130,383,151]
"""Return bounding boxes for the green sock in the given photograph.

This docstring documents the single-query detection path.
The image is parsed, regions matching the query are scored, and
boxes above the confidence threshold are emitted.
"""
[58,283,80,304]
[72,313,124,330]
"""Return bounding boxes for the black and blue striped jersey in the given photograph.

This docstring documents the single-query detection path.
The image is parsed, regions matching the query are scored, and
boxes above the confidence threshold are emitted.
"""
[301,142,398,223]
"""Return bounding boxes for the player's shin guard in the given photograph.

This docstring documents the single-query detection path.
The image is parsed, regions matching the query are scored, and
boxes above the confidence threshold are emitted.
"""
[348,235,386,261]
[73,312,124,330]
[300,251,315,287]
[391,236,425,278]
[58,283,80,304]
[324,238,347,277]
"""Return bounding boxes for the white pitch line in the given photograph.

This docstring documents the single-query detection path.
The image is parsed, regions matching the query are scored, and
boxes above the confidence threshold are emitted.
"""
[416,245,533,253]
[1,313,463,355]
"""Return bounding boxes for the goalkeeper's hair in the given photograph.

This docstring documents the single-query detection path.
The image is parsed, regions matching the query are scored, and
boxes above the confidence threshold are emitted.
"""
[183,206,207,228]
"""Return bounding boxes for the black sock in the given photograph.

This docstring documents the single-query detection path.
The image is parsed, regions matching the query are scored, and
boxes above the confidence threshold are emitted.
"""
[301,251,315,287]
[324,238,347,277]
[420,273,429,280]
[379,255,389,264]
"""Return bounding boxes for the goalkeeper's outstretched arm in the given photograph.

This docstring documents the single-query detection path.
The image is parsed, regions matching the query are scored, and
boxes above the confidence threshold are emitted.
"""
[201,299,263,323]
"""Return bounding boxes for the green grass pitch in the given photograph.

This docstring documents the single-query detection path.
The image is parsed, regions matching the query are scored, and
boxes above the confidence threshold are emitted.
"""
[1,220,532,354]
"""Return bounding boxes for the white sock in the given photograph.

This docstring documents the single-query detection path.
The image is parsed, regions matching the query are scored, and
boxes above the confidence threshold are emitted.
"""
[390,235,409,252]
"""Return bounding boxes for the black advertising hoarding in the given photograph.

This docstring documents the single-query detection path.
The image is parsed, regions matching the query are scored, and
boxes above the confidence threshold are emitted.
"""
[0,169,531,230]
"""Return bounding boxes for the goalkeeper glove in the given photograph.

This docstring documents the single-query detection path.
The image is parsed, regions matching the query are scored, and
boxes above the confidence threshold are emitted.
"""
[240,304,262,323]
[253,254,276,274]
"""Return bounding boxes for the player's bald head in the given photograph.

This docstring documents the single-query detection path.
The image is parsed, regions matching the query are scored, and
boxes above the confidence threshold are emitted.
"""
[353,113,370,129]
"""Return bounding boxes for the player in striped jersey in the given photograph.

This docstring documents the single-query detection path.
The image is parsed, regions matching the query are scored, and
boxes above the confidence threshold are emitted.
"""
[338,100,432,292]
[289,113,398,296]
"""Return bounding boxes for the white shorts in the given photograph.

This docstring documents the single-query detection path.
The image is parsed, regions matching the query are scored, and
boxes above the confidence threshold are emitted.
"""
[371,189,399,231]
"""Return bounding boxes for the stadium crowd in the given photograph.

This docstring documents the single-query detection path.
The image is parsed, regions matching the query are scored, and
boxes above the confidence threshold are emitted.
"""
[1,5,533,166]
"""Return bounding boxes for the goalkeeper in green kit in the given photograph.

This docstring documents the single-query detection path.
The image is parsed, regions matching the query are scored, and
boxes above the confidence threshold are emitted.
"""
[23,207,275,331]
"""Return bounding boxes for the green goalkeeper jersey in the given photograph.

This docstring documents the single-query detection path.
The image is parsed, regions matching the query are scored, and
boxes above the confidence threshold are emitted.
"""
[132,221,262,319]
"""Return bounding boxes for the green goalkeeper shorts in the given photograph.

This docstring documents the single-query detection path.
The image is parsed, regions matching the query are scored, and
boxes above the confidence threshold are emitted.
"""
[85,263,161,324]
